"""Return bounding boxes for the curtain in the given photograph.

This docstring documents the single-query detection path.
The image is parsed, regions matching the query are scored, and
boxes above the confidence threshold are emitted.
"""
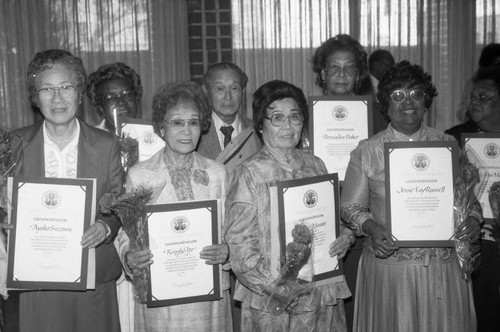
[232,0,350,118]
[232,0,499,132]
[0,0,190,131]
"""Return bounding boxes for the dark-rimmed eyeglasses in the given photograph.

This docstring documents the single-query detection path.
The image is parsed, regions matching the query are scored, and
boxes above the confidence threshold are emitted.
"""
[470,94,497,105]
[390,89,426,103]
[164,119,201,129]
[37,85,79,101]
[101,90,136,107]
[324,64,358,77]
[264,113,304,127]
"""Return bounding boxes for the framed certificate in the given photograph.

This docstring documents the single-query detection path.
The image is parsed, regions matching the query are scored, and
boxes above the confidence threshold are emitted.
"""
[385,141,459,247]
[308,96,372,181]
[145,199,222,307]
[7,177,96,291]
[121,118,164,162]
[461,133,500,220]
[270,173,342,287]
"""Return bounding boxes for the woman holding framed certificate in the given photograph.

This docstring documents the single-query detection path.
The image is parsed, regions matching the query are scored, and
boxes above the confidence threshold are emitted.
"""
[9,49,123,332]
[120,82,231,331]
[341,61,481,332]
[225,80,353,331]
[445,66,500,331]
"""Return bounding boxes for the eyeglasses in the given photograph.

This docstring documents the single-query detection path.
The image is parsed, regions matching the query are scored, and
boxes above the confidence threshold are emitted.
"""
[264,113,304,127]
[390,89,426,103]
[324,64,358,77]
[164,119,201,129]
[101,90,136,107]
[36,85,79,101]
[470,94,497,105]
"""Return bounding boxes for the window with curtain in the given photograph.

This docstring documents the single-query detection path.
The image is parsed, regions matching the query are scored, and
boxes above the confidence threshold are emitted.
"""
[232,0,500,131]
[0,0,190,131]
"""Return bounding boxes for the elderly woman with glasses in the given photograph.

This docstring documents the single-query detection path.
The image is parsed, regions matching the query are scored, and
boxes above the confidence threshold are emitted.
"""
[119,82,232,331]
[9,49,123,331]
[446,66,500,331]
[340,61,479,332]
[224,80,353,331]
[86,62,142,131]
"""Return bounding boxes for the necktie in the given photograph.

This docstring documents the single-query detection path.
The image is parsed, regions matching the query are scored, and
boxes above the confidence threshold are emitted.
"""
[220,125,234,148]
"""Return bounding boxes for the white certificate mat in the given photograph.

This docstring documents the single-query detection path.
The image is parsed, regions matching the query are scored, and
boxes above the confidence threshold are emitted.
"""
[122,119,164,162]
[385,141,458,247]
[462,133,500,219]
[309,96,371,181]
[270,173,342,286]
[7,177,95,290]
[145,199,221,307]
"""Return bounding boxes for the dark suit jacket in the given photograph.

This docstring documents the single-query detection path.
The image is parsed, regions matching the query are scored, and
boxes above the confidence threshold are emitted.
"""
[197,115,262,173]
[12,119,123,285]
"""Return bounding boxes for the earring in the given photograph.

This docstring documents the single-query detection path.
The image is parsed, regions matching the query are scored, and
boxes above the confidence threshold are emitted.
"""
[321,69,326,89]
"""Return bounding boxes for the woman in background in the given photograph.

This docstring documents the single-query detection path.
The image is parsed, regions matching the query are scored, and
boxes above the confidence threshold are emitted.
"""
[312,35,375,331]
[86,61,143,332]
[86,62,143,131]
[120,82,232,331]
[446,66,500,332]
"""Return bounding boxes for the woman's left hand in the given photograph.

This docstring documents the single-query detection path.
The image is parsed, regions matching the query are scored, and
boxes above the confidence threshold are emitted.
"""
[81,221,108,248]
[200,244,229,265]
[456,216,481,241]
[329,234,352,259]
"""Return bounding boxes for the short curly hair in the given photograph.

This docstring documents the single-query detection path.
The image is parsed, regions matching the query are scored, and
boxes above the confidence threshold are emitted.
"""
[473,66,500,94]
[26,49,86,105]
[252,80,308,139]
[152,81,211,139]
[312,34,368,94]
[86,62,143,107]
[478,43,500,68]
[377,60,438,116]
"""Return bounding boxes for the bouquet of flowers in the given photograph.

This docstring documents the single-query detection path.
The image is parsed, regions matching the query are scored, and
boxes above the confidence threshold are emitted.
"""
[117,133,139,181]
[266,223,315,315]
[0,130,17,211]
[101,186,152,302]
[453,153,484,281]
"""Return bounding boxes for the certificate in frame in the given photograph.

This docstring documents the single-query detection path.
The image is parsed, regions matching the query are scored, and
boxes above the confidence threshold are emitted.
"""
[145,199,221,308]
[384,141,459,247]
[7,177,96,291]
[308,96,372,181]
[270,173,342,287]
[461,132,500,220]
[121,118,164,162]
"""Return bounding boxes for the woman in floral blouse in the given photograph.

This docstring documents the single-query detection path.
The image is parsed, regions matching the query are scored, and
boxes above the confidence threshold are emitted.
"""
[120,81,232,331]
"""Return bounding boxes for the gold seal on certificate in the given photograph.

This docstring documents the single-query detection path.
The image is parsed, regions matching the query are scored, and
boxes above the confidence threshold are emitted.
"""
[145,199,222,307]
[7,177,96,291]
[462,133,500,219]
[384,141,459,247]
[121,119,164,162]
[270,173,342,286]
[308,96,372,181]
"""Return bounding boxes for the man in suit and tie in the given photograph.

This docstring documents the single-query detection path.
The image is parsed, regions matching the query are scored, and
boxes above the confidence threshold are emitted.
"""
[197,62,261,173]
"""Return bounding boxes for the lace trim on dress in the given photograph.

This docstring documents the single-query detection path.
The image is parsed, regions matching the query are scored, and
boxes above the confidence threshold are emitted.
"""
[340,203,372,236]
[165,153,210,201]
[390,248,453,264]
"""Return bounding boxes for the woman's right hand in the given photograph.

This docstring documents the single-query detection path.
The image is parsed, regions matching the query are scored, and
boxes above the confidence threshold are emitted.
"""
[362,219,398,258]
[125,249,153,274]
